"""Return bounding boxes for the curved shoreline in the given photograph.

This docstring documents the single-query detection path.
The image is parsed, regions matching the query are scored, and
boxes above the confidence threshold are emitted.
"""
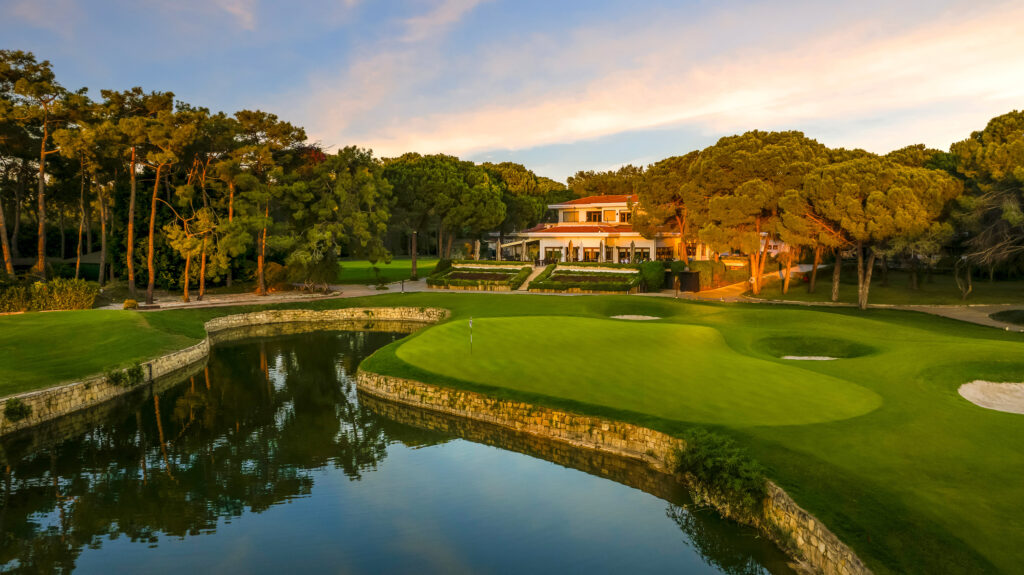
[357,369,871,575]
[0,304,870,575]
[0,307,448,436]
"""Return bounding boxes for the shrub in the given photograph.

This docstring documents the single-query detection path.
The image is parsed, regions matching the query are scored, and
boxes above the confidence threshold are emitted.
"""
[123,298,139,310]
[0,284,31,313]
[126,363,146,386]
[508,266,532,289]
[640,261,665,292]
[3,397,32,422]
[105,369,127,386]
[29,278,98,311]
[431,259,453,277]
[677,428,766,515]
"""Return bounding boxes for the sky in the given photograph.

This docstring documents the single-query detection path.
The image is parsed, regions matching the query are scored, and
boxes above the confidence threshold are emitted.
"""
[3,0,1024,181]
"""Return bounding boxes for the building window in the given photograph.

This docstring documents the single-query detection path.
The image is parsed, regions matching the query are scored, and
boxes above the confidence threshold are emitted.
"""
[605,246,613,261]
[620,211,632,223]
[634,247,650,262]
[617,247,630,263]
[585,211,602,222]
[583,248,600,262]
[544,247,562,262]
[562,211,578,223]
[656,247,674,261]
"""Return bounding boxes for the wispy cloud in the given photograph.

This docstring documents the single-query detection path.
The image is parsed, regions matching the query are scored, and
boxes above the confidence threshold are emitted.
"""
[292,0,1024,167]
[401,0,489,43]
[212,0,258,30]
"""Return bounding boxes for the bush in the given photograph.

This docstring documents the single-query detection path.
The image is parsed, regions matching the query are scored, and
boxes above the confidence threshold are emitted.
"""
[105,369,127,386]
[508,266,532,289]
[126,363,146,385]
[3,397,32,422]
[0,284,31,313]
[30,278,98,311]
[431,259,453,277]
[677,428,766,515]
[640,261,665,292]
[453,259,522,267]
[123,298,139,310]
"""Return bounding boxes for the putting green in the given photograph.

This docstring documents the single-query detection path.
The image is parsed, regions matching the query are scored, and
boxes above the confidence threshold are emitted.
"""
[396,316,882,426]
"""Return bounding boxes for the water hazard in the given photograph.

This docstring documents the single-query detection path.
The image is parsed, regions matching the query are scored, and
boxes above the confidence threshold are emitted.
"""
[0,328,794,574]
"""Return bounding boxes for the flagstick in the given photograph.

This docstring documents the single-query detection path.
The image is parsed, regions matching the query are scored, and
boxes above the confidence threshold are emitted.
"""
[469,316,473,355]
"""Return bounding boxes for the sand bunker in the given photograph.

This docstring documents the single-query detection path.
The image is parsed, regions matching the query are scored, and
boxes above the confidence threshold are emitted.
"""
[611,315,661,321]
[781,356,838,361]
[958,381,1024,415]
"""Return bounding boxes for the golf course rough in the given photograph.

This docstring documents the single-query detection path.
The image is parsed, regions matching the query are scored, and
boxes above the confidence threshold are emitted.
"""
[395,316,883,427]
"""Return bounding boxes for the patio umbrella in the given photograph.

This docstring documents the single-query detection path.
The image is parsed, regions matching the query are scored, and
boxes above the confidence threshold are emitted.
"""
[568,240,574,262]
[630,241,635,262]
[599,240,604,262]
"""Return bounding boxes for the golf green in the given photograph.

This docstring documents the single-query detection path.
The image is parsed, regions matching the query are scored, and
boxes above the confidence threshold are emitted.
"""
[396,316,882,426]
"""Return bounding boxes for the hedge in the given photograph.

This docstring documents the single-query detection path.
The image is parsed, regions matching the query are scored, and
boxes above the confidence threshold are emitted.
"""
[639,261,665,292]
[554,261,641,270]
[508,266,533,290]
[427,266,531,289]
[0,278,98,313]
[453,259,528,267]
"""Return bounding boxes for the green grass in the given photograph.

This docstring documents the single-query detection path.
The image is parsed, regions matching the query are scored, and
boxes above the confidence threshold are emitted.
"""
[335,257,438,284]
[754,268,1024,305]
[0,311,196,396]
[2,293,1023,574]
[991,309,1024,326]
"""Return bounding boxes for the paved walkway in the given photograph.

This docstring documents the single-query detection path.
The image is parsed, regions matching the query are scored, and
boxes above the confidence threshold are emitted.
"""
[518,267,548,291]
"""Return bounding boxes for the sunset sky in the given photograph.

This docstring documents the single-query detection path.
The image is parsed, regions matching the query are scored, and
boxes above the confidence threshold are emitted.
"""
[3,0,1023,180]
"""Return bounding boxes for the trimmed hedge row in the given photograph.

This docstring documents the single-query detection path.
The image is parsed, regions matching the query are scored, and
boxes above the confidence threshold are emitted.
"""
[0,278,98,313]
[428,266,531,289]
[686,260,750,290]
[554,261,641,270]
[453,259,528,267]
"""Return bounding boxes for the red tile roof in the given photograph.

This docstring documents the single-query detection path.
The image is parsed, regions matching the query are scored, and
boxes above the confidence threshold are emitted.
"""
[556,194,638,206]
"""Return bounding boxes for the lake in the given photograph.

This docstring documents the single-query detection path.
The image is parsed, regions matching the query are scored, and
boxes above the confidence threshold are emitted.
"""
[0,328,794,574]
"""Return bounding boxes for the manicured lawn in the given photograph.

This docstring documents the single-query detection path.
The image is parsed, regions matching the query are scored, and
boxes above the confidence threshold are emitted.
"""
[753,268,1024,305]
[0,311,196,396]
[2,293,1023,574]
[335,257,437,284]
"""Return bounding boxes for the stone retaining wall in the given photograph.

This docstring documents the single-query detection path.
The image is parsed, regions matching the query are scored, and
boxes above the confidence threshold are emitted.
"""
[357,369,870,575]
[0,307,448,436]
[428,283,512,291]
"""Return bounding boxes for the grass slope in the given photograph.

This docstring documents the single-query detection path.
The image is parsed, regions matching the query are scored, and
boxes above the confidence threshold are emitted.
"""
[335,257,438,284]
[2,293,1022,574]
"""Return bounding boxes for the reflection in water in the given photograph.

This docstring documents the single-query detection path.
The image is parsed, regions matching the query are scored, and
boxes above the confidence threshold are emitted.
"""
[0,329,792,574]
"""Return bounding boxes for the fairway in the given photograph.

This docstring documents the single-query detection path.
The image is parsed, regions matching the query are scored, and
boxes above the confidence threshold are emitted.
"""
[336,257,438,284]
[396,316,881,426]
[3,293,1024,574]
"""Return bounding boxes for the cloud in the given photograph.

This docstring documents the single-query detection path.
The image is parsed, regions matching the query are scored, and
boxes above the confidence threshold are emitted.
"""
[401,0,489,43]
[212,0,257,30]
[292,0,1024,165]
[2,0,81,37]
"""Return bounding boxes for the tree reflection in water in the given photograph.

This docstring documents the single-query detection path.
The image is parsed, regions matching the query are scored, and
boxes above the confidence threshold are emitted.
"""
[0,330,444,573]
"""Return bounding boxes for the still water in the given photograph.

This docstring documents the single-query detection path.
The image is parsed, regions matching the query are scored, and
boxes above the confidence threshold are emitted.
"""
[0,328,794,574]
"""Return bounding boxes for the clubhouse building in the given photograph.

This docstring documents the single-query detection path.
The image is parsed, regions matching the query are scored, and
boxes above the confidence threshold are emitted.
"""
[498,194,714,263]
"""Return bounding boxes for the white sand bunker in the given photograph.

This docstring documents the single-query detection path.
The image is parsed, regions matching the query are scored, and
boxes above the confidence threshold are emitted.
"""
[611,315,661,321]
[959,381,1024,415]
[781,356,838,361]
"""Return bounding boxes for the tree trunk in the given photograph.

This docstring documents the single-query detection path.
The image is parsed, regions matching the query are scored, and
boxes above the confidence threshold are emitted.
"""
[31,129,48,277]
[182,253,191,302]
[809,245,821,293]
[198,236,207,301]
[831,250,841,302]
[0,184,13,275]
[410,230,418,278]
[856,244,876,310]
[146,164,162,304]
[989,265,995,283]
[127,146,138,298]
[748,252,758,294]
[11,160,26,258]
[85,198,92,254]
[782,249,794,294]
[74,205,83,279]
[497,229,503,262]
[445,230,454,259]
[98,190,107,286]
[226,181,234,287]
[257,202,268,296]
[674,213,691,265]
